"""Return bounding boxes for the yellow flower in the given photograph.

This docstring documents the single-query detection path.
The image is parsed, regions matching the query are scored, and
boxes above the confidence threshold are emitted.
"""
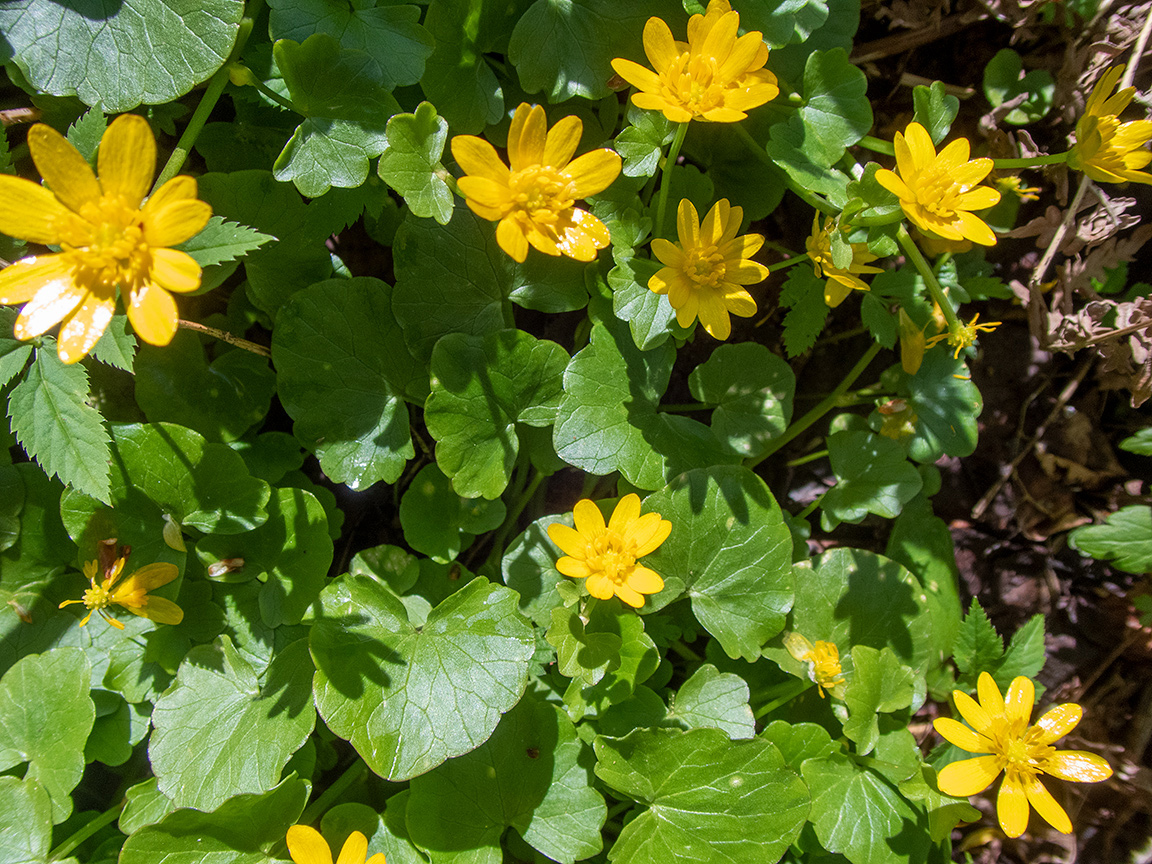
[1068,64,1152,185]
[934,672,1112,838]
[287,826,385,864]
[875,122,1002,247]
[0,114,212,363]
[805,214,883,307]
[997,175,1041,202]
[610,0,779,124]
[783,632,847,699]
[547,493,671,609]
[450,103,621,263]
[58,556,183,630]
[648,198,767,339]
[925,312,1000,359]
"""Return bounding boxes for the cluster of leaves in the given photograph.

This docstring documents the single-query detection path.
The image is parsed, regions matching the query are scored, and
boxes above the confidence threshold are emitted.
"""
[0,0,1117,863]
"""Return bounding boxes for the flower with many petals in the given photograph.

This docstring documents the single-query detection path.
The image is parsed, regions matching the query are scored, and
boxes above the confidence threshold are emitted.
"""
[451,103,621,263]
[547,494,671,608]
[58,556,183,630]
[649,198,767,339]
[783,632,847,699]
[610,0,779,124]
[926,312,1000,359]
[934,672,1112,837]
[805,214,883,307]
[1068,64,1152,185]
[0,114,212,363]
[875,122,1001,246]
[287,826,385,864]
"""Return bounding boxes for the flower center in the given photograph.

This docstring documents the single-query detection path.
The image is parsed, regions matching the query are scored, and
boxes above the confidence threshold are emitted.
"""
[663,52,728,115]
[684,244,725,288]
[808,641,845,689]
[509,165,575,224]
[82,582,113,612]
[585,531,637,585]
[915,165,969,215]
[66,195,150,291]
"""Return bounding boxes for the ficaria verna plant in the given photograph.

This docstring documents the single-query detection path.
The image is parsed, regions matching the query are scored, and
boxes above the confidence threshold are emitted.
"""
[0,0,1145,862]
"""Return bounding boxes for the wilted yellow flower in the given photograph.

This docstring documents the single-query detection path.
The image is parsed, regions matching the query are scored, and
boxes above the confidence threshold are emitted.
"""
[610,0,779,124]
[805,214,883,307]
[898,308,927,375]
[1068,65,1152,185]
[648,198,767,339]
[875,122,1001,247]
[934,672,1112,838]
[451,103,621,263]
[0,114,212,363]
[783,632,846,699]
[287,826,385,864]
[926,312,1000,359]
[547,493,671,608]
[59,557,183,630]
[877,398,918,440]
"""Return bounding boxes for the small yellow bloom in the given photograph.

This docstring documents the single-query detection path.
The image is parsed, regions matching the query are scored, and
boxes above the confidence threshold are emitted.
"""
[450,103,621,263]
[547,494,671,609]
[648,198,767,340]
[997,175,1041,202]
[875,122,1001,247]
[1068,65,1152,185]
[610,0,779,124]
[783,632,846,699]
[934,672,1112,838]
[925,312,1000,359]
[58,557,183,630]
[0,114,212,363]
[287,826,385,864]
[805,214,883,307]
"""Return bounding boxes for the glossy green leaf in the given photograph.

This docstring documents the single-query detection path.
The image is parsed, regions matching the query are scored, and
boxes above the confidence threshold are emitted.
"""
[176,215,276,269]
[1120,428,1152,455]
[311,575,534,780]
[888,348,983,462]
[1069,505,1152,573]
[378,102,454,224]
[0,777,54,864]
[0,464,74,592]
[400,464,506,561]
[842,646,920,755]
[426,329,569,499]
[665,664,755,739]
[0,464,23,554]
[983,49,1054,124]
[741,0,831,49]
[320,802,425,864]
[563,602,660,717]
[0,308,33,388]
[911,81,959,145]
[608,257,677,351]
[759,720,839,771]
[548,606,623,686]
[898,764,981,842]
[85,691,150,767]
[615,107,675,179]
[821,430,923,526]
[502,514,569,627]
[643,466,794,660]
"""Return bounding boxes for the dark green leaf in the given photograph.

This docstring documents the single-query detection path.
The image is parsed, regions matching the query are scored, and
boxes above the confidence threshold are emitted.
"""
[821,430,923,525]
[399,464,506,561]
[779,266,831,357]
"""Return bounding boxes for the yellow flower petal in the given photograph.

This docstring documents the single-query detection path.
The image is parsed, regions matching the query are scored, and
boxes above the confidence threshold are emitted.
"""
[936,137,972,171]
[610,58,664,96]
[127,282,179,346]
[641,15,678,71]
[287,825,334,864]
[615,583,646,608]
[624,512,672,556]
[954,211,997,246]
[554,209,610,261]
[565,149,624,199]
[996,773,1030,838]
[1032,703,1081,744]
[585,573,617,600]
[676,199,700,248]
[936,755,1002,796]
[459,176,514,221]
[547,523,588,558]
[543,114,582,169]
[508,103,547,173]
[1042,750,1112,783]
[0,174,77,245]
[608,493,642,533]
[0,255,71,306]
[977,672,1006,718]
[13,276,87,340]
[56,292,117,365]
[932,717,991,753]
[626,565,664,595]
[496,218,529,262]
[121,562,179,591]
[573,499,606,538]
[1023,774,1071,834]
[556,557,592,579]
[27,123,101,214]
[132,595,184,625]
[696,291,732,340]
[335,831,369,864]
[873,168,911,202]
[98,114,156,209]
[953,689,994,734]
[150,249,202,294]
[143,199,212,248]
[143,175,199,213]
[451,135,510,184]
[903,122,937,173]
[650,239,683,270]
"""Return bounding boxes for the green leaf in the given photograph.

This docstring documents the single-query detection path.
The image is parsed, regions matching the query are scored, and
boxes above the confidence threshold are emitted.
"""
[321,802,424,864]
[741,0,831,49]
[912,81,959,145]
[608,257,677,351]
[594,728,809,864]
[886,348,983,462]
[118,775,307,864]
[765,120,851,207]
[273,277,420,490]
[0,0,243,112]
[268,0,433,90]
[0,464,24,554]
[1069,505,1152,573]
[779,266,830,357]
[509,0,683,102]
[615,107,675,178]
[195,487,333,627]
[135,333,275,443]
[0,308,32,388]
[563,602,660,717]
[790,48,872,165]
[85,692,150,768]
[841,646,920,755]
[311,575,534,779]
[502,514,569,627]
[272,34,401,197]
[952,598,1004,680]
[150,636,315,810]
[66,107,105,161]
[378,102,454,224]
[821,430,923,526]
[8,345,111,504]
[666,664,755,739]
[1120,428,1152,455]
[176,215,276,269]
[0,464,75,593]
[983,49,1054,124]
[407,694,605,864]
[759,720,838,772]
[89,315,137,372]
[547,606,623,686]
[0,777,54,864]
[426,329,569,499]
[996,614,1046,687]
[898,764,981,843]
[688,343,796,458]
[0,649,94,822]
[399,464,506,561]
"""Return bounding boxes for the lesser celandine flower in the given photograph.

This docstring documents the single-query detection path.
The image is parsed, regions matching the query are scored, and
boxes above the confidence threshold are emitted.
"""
[547,494,671,608]
[875,122,1001,247]
[1068,64,1152,185]
[926,312,1000,359]
[934,672,1112,838]
[783,632,847,699]
[0,114,212,363]
[287,826,385,864]
[451,103,621,263]
[805,214,883,307]
[610,0,779,124]
[58,556,183,630]
[649,198,767,340]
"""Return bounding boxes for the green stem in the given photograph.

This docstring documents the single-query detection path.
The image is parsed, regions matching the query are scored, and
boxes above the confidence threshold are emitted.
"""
[786,449,828,468]
[731,123,837,215]
[896,226,959,330]
[795,495,823,521]
[857,135,895,157]
[654,122,688,239]
[992,151,1069,169]
[605,801,634,821]
[754,679,812,719]
[250,77,300,113]
[770,253,810,272]
[670,640,702,662]
[485,470,544,572]
[49,800,125,861]
[748,341,883,466]
[299,759,368,826]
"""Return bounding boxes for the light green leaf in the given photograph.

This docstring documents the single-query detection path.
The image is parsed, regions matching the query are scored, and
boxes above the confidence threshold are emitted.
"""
[400,464,505,562]
[85,691,150,767]
[65,106,105,161]
[841,646,920,755]
[311,575,534,780]
[759,720,839,771]
[0,777,54,864]
[983,49,1054,125]
[321,802,425,864]
[615,107,675,179]
[952,598,1004,681]
[821,430,923,526]
[378,102,454,224]
[547,606,623,686]
[502,514,569,627]
[643,466,794,660]
[426,329,569,499]
[119,778,176,837]
[608,257,677,351]
[741,0,831,49]
[789,48,872,165]
[1120,428,1152,455]
[0,649,94,822]
[996,614,1046,688]
[779,265,831,358]
[0,0,243,112]
[8,346,111,504]
[594,728,809,864]
[563,602,660,717]
[0,308,32,389]
[912,81,959,145]
[175,215,276,269]
[666,664,755,739]
[89,315,137,372]
[1069,505,1152,573]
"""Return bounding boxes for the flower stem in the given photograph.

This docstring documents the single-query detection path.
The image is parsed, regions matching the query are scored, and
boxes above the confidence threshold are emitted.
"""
[731,123,838,215]
[48,799,125,861]
[857,135,895,157]
[992,151,1069,170]
[895,226,959,331]
[754,679,812,719]
[748,341,883,466]
[178,319,271,358]
[248,77,300,113]
[654,121,688,239]
[786,449,829,468]
[299,759,368,825]
[670,639,703,662]
[769,253,811,272]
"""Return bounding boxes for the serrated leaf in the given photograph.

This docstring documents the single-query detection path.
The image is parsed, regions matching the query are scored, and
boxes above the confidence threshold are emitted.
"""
[821,430,923,525]
[176,215,276,269]
[8,346,111,504]
[666,664,755,739]
[779,266,831,357]
[0,308,32,388]
[1120,428,1152,455]
[378,102,454,224]
[952,598,1004,679]
[995,614,1046,687]
[1069,505,1152,573]
[912,81,960,145]
[66,107,105,161]
[89,315,137,372]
